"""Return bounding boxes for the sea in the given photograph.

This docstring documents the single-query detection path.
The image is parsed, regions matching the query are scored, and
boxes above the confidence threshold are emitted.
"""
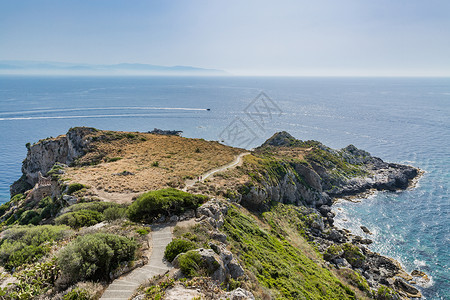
[0,76,448,299]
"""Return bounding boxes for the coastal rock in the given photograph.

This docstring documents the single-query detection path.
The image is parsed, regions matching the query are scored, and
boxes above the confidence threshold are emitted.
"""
[360,225,372,234]
[12,127,96,195]
[394,278,422,298]
[411,269,430,286]
[222,288,255,300]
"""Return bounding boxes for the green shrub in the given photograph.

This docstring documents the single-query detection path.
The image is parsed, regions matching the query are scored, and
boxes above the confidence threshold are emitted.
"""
[177,251,205,277]
[18,210,41,225]
[67,183,86,195]
[66,201,122,213]
[0,225,70,271]
[63,287,92,300]
[164,239,196,262]
[58,233,138,282]
[55,210,103,228]
[6,244,48,270]
[136,228,149,235]
[152,161,159,167]
[103,206,127,222]
[127,188,207,223]
[7,258,59,299]
[374,285,400,300]
[342,243,365,268]
[39,196,59,219]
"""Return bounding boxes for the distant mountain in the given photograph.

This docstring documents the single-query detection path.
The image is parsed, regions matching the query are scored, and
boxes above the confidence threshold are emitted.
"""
[0,60,228,75]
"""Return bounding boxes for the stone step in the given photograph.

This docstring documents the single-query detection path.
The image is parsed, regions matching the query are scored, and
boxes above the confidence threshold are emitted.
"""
[106,283,139,290]
[101,289,137,299]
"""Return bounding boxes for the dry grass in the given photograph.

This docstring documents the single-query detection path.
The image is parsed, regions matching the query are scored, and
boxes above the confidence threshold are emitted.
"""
[63,130,243,203]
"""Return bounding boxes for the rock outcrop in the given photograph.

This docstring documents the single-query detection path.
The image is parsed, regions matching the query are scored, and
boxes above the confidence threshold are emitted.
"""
[239,132,419,211]
[11,127,96,196]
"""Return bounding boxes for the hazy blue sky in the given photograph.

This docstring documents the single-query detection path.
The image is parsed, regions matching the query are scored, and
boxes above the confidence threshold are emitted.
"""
[1,0,449,76]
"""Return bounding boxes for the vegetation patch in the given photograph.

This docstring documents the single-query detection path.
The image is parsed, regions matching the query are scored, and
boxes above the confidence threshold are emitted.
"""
[177,250,219,278]
[55,210,104,229]
[0,225,71,271]
[58,232,137,283]
[223,206,356,299]
[2,258,59,299]
[127,188,207,223]
[67,183,87,195]
[164,239,196,262]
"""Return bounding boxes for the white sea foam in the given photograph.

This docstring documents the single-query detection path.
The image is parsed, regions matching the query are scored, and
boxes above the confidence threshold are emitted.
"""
[0,106,208,116]
[0,113,203,121]
[414,259,427,267]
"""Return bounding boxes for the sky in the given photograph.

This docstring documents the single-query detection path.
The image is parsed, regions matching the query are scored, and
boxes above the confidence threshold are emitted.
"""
[1,0,449,76]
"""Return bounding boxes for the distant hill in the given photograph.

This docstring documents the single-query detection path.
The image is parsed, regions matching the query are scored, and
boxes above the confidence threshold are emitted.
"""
[0,60,228,75]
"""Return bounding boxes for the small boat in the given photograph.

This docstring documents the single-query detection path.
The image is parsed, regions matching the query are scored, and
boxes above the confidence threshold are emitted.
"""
[206,108,211,111]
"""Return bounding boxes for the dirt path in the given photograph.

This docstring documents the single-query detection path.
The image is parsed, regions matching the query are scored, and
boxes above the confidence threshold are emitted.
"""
[100,225,173,300]
[183,152,250,191]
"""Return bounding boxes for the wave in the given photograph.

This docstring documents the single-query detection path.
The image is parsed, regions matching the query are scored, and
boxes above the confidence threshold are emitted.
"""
[0,113,205,121]
[0,106,208,116]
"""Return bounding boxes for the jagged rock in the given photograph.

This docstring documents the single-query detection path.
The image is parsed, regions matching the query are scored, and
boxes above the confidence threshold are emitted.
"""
[327,229,346,243]
[164,284,202,299]
[360,225,372,234]
[222,288,255,300]
[169,215,178,222]
[174,246,244,283]
[334,258,352,269]
[179,209,195,221]
[62,194,77,205]
[197,199,228,228]
[20,127,95,189]
[394,278,422,298]
[319,205,332,216]
[211,231,227,243]
[411,269,430,286]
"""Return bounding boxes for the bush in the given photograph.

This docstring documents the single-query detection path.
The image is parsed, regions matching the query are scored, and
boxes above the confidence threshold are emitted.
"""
[375,285,400,300]
[18,210,41,225]
[58,233,138,282]
[177,251,205,277]
[55,210,103,228]
[164,239,196,262]
[103,206,127,222]
[136,228,149,235]
[127,188,207,223]
[63,287,92,300]
[67,183,86,195]
[7,258,59,299]
[39,196,59,219]
[0,225,70,271]
[66,201,122,213]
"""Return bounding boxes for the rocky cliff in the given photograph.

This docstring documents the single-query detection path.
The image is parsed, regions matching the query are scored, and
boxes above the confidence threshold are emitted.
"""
[10,127,96,196]
[237,132,419,212]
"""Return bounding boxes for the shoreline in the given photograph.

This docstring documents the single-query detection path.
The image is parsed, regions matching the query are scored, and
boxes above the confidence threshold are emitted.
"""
[327,171,431,298]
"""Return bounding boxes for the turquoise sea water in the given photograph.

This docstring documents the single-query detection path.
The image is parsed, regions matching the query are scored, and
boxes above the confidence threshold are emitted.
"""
[0,76,448,299]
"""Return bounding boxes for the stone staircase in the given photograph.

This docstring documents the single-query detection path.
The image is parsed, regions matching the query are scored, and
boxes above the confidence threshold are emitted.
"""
[100,225,173,300]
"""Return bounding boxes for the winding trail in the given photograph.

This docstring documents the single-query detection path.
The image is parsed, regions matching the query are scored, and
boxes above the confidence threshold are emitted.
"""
[100,152,249,300]
[183,152,250,191]
[100,225,173,300]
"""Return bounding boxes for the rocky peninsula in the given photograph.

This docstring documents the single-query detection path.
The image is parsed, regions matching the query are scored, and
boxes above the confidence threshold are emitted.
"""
[0,128,425,299]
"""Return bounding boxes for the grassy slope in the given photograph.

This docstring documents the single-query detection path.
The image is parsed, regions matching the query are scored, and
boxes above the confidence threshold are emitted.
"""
[223,204,361,300]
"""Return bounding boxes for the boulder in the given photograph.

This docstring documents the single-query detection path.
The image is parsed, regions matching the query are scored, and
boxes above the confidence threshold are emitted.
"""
[222,288,255,300]
[394,278,422,298]
[360,226,372,235]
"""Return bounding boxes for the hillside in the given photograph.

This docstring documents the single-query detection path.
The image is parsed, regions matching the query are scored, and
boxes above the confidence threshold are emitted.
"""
[0,129,425,300]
